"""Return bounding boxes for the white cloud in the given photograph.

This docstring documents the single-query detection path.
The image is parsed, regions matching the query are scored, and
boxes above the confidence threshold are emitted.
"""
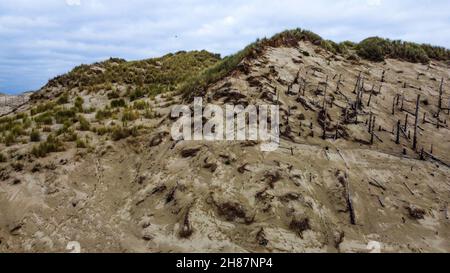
[66,0,81,6]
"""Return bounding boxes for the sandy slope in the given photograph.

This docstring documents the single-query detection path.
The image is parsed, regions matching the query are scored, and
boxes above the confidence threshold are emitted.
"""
[0,41,449,253]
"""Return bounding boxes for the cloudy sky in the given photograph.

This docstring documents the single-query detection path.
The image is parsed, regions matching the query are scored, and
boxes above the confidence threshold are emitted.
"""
[1,0,449,94]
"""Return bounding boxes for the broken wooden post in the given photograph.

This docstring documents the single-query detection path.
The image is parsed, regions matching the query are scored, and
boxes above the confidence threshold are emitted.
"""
[430,144,433,154]
[369,179,386,191]
[367,84,375,107]
[361,78,365,93]
[336,74,342,93]
[438,78,444,113]
[404,113,409,131]
[392,95,397,115]
[294,70,300,84]
[403,182,415,195]
[423,112,427,124]
[371,117,376,145]
[436,78,444,129]
[322,114,327,140]
[368,112,373,132]
[322,120,327,140]
[381,70,385,82]
[413,94,420,151]
[359,78,365,107]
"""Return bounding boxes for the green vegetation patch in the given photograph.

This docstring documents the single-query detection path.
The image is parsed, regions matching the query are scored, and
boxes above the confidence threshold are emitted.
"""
[44,51,221,99]
[356,37,449,63]
[31,134,65,158]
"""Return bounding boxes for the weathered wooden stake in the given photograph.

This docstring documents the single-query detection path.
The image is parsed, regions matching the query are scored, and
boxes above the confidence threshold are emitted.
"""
[438,78,444,112]
[322,111,327,140]
[371,117,376,145]
[303,79,307,96]
[367,84,375,107]
[392,95,397,115]
[287,106,291,126]
[344,175,356,225]
[403,182,415,195]
[359,78,365,106]
[413,94,420,150]
[295,70,300,84]
[436,78,444,129]
[404,113,409,131]
[336,74,342,93]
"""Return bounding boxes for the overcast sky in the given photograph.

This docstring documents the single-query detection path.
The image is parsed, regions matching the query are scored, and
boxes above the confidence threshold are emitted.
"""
[1,0,449,94]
